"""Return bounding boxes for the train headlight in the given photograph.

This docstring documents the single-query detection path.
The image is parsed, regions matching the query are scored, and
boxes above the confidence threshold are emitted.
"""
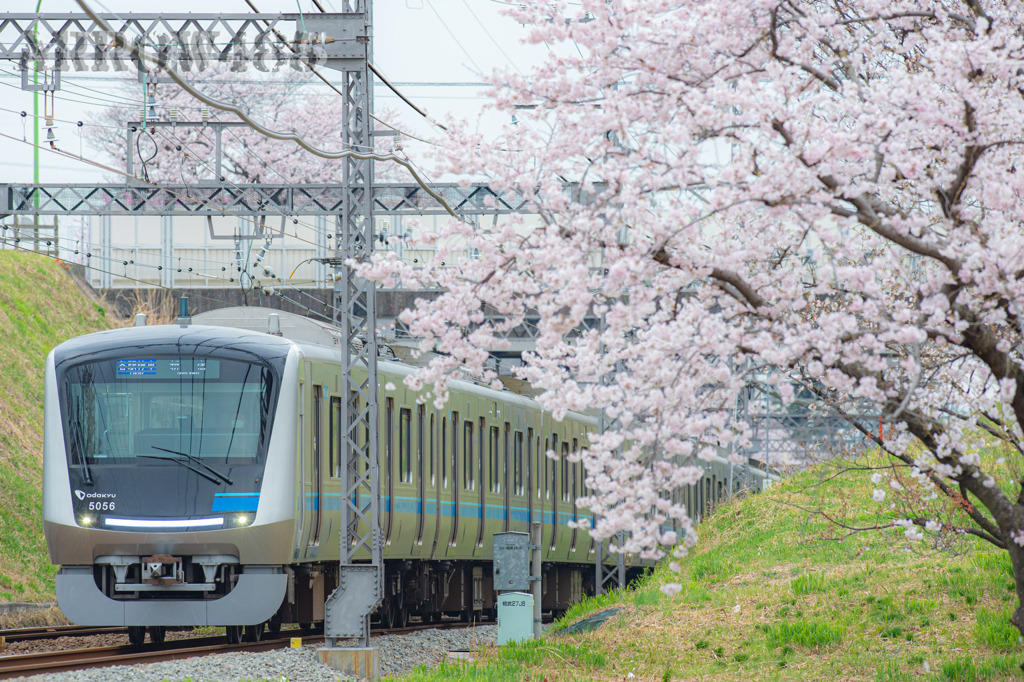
[234,514,250,526]
[80,515,94,526]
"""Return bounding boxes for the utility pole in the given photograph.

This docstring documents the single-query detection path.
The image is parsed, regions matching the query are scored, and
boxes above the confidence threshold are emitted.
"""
[318,2,386,678]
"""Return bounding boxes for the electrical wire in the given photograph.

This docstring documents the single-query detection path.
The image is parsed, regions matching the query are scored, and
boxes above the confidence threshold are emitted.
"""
[457,0,523,75]
[149,124,333,243]
[237,0,441,142]
[424,0,484,74]
[0,216,327,289]
[0,232,335,320]
[0,233,259,312]
[366,62,447,131]
[76,0,464,220]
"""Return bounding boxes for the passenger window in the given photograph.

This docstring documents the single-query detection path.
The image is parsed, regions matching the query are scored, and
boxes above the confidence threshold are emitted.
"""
[514,431,524,495]
[429,412,435,485]
[399,408,412,483]
[489,426,500,492]
[561,442,570,502]
[451,412,460,491]
[329,396,341,477]
[441,416,447,487]
[464,420,475,490]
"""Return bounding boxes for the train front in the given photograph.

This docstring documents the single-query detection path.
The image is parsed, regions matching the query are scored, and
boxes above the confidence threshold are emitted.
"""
[43,324,297,628]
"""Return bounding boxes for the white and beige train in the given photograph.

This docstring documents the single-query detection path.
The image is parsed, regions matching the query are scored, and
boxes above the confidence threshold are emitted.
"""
[43,307,773,645]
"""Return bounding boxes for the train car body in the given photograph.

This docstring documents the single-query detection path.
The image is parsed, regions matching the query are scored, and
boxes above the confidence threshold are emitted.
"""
[43,307,772,641]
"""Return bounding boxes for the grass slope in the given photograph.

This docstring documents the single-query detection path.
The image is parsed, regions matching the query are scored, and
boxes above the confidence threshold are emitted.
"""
[400,448,1022,681]
[0,252,112,602]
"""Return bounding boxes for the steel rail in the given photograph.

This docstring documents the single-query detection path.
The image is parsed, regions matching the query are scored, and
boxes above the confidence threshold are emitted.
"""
[0,630,313,679]
[0,625,124,643]
[0,621,484,678]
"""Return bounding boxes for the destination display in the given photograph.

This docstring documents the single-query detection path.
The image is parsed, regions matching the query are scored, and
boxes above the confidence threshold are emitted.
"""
[116,358,220,379]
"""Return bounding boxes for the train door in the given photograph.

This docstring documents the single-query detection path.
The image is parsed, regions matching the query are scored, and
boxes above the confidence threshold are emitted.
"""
[569,438,577,553]
[295,366,306,554]
[449,412,461,548]
[384,397,394,544]
[513,429,523,531]
[503,423,511,532]
[549,434,558,551]
[474,417,486,551]
[561,440,571,555]
[431,412,446,559]
[526,427,534,525]
[308,384,324,548]
[415,404,426,546]
[481,420,495,550]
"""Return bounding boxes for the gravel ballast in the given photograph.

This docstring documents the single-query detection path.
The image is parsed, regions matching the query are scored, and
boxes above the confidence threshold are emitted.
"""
[14,624,498,681]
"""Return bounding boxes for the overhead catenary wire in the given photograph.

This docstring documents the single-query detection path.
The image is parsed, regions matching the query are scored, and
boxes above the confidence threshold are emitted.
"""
[75,0,464,220]
[238,0,444,141]
[147,124,342,254]
[0,215,325,289]
[424,0,484,75]
[457,0,523,75]
[0,234,337,321]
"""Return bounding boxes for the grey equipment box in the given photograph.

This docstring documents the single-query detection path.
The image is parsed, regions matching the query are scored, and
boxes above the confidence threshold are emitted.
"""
[493,531,531,592]
[497,591,535,645]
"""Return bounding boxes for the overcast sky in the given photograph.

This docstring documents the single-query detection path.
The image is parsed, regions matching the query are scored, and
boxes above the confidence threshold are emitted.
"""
[0,0,544,184]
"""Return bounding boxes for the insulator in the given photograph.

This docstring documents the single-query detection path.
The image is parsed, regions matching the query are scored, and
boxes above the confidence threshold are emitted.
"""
[169,107,179,122]
[201,107,211,123]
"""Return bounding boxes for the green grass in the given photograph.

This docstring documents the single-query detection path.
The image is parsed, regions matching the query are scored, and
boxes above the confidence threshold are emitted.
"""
[0,252,113,601]
[384,639,607,681]
[759,619,844,649]
[395,443,1024,680]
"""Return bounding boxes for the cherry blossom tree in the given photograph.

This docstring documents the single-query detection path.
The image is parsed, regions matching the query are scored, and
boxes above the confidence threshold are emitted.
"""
[361,0,1024,631]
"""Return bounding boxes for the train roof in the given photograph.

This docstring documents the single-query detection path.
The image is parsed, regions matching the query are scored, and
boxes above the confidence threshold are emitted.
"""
[50,319,295,371]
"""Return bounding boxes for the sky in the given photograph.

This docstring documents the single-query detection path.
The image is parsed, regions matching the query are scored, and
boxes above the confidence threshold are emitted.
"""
[0,0,545,184]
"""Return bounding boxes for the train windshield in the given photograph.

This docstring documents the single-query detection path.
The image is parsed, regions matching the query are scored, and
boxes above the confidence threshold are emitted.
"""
[61,356,277,466]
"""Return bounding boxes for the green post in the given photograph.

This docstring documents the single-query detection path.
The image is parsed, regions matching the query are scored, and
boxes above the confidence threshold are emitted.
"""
[33,0,42,209]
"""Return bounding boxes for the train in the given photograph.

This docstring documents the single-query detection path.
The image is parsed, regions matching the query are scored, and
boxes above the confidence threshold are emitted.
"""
[42,306,774,645]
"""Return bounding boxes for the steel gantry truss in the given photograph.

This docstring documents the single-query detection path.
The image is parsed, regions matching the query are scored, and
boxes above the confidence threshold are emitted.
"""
[0,183,528,216]
[0,6,520,653]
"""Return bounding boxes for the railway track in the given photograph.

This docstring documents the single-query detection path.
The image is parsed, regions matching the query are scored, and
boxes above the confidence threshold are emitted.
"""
[0,621,478,679]
[0,625,123,643]
[0,630,315,679]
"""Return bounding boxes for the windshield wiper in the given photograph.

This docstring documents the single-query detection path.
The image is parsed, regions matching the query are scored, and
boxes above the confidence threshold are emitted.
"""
[70,420,94,485]
[149,446,235,485]
[138,454,222,485]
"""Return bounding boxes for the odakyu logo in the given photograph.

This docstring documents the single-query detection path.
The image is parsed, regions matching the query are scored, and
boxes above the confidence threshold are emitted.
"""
[74,490,116,500]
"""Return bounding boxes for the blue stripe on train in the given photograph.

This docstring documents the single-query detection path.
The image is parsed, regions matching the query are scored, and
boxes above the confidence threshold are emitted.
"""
[212,492,260,512]
[301,493,591,526]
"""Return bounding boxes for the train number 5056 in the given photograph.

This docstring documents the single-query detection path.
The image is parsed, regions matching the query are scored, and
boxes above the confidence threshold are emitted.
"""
[87,501,115,511]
